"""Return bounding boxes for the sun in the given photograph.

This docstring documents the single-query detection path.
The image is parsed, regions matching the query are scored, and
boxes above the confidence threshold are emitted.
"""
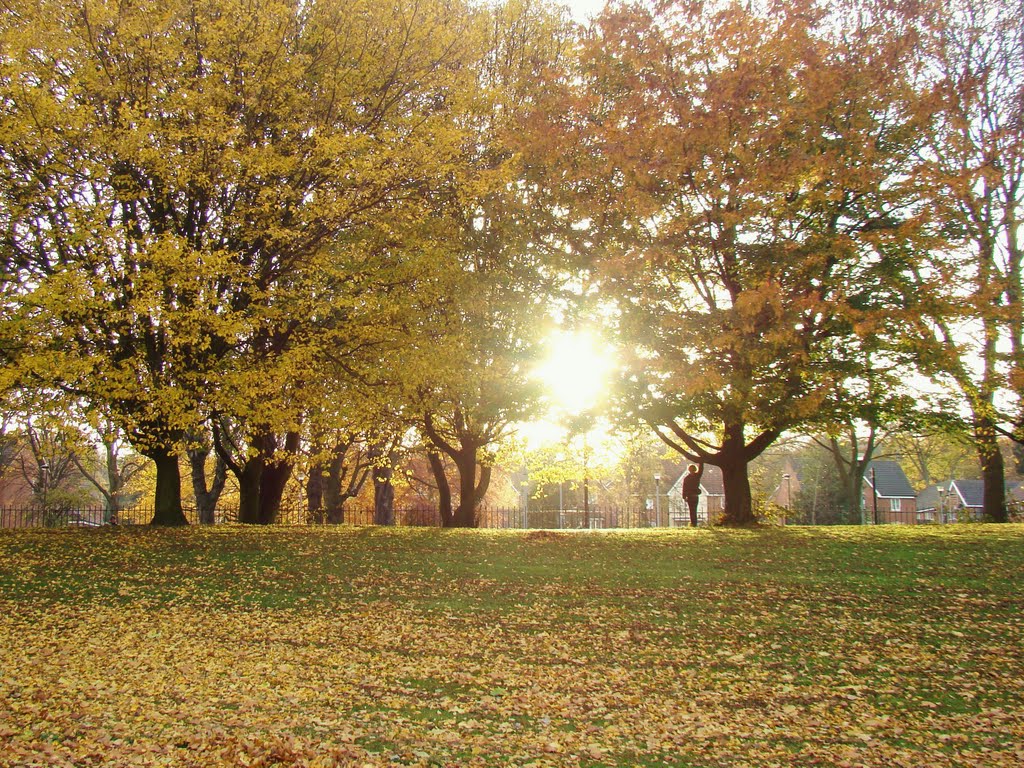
[535,329,617,415]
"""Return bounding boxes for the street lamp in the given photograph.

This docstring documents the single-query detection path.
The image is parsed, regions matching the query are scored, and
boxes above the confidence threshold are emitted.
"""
[295,469,306,524]
[654,472,662,527]
[871,466,879,525]
[38,459,49,510]
[782,473,792,521]
[582,436,590,529]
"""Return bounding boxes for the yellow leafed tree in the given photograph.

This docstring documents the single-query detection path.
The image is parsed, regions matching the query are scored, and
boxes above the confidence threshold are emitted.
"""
[0,0,489,524]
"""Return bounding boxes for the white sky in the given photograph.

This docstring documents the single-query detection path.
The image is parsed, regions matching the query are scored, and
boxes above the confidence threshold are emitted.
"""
[565,0,607,22]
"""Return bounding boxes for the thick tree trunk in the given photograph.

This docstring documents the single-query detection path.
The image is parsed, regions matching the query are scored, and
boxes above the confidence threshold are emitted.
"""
[235,430,298,524]
[149,448,187,526]
[373,463,395,526]
[977,420,1008,522]
[456,448,487,528]
[719,459,755,526]
[306,467,325,524]
[323,451,347,524]
[237,458,264,524]
[428,452,454,527]
[840,464,872,525]
[452,456,475,528]
[189,447,226,525]
[259,460,291,524]
[716,420,757,526]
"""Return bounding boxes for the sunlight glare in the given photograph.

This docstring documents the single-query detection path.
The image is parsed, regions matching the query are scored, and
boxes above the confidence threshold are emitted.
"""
[536,330,616,415]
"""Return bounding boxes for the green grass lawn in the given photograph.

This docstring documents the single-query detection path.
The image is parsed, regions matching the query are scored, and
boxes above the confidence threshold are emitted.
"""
[1,525,1022,767]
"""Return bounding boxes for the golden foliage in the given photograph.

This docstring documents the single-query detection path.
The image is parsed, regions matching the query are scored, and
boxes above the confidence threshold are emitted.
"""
[1,526,1023,766]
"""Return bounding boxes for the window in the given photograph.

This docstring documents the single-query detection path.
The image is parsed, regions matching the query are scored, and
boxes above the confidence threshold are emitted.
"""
[891,498,902,512]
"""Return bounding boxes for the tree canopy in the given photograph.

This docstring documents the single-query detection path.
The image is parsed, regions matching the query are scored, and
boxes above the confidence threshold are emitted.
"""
[1,0,1020,526]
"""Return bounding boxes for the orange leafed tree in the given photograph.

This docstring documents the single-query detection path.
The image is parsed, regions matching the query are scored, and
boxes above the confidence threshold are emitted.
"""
[535,0,942,524]
[909,0,1024,521]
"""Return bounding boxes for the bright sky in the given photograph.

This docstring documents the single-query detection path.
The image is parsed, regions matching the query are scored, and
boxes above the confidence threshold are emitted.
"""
[566,0,606,21]
[535,329,616,414]
[519,328,618,450]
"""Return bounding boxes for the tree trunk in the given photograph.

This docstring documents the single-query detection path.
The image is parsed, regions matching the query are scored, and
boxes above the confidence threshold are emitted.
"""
[259,461,290,524]
[373,463,395,526]
[323,450,347,524]
[716,420,757,526]
[237,457,264,524]
[718,459,755,526]
[306,467,325,524]
[234,430,298,525]
[454,447,480,528]
[428,452,454,527]
[103,439,121,521]
[148,448,187,526]
[977,418,1008,522]
[189,447,226,525]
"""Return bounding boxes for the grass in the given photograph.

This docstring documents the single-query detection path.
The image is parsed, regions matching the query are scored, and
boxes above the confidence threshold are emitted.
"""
[0,524,1022,767]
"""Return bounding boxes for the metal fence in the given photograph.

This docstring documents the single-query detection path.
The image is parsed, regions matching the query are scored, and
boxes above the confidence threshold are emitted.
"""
[1,504,670,529]
[1,503,1006,530]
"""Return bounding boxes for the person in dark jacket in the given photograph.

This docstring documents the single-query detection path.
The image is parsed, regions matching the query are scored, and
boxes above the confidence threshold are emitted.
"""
[681,463,704,527]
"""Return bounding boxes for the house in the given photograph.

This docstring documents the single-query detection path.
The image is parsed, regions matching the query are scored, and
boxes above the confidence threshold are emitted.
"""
[769,457,803,519]
[915,483,947,523]
[1009,482,1024,521]
[947,479,985,520]
[862,460,917,523]
[918,478,1024,523]
[665,463,725,526]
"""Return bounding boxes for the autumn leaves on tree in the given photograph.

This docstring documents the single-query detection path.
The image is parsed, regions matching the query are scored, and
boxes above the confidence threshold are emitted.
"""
[1,0,1021,524]
[532,0,1022,524]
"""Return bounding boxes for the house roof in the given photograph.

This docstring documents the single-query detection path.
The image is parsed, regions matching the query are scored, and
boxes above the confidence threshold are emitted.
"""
[1010,481,1024,503]
[951,479,985,508]
[667,463,724,496]
[916,483,943,512]
[700,464,724,495]
[917,479,1024,510]
[865,460,916,498]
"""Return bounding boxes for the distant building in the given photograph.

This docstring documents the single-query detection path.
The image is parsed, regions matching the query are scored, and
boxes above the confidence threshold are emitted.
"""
[862,460,917,523]
[769,457,803,519]
[665,464,725,526]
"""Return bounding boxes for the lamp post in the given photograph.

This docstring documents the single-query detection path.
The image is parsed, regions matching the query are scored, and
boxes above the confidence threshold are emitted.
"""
[556,452,564,529]
[38,459,49,511]
[582,434,590,530]
[295,469,306,524]
[871,467,879,525]
[521,479,529,529]
[654,473,662,527]
[782,473,791,524]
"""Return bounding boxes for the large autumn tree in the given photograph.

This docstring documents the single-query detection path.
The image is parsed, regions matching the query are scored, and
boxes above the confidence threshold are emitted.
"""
[541,0,941,524]
[0,0,484,524]
[417,0,575,527]
[908,0,1024,521]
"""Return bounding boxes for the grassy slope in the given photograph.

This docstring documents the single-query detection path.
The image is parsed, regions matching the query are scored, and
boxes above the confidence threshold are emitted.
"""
[0,525,1022,767]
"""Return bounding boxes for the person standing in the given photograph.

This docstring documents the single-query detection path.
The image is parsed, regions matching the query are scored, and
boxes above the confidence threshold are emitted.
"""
[681,463,704,527]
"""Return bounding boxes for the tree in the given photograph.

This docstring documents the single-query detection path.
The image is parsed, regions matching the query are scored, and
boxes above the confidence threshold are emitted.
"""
[71,417,149,522]
[540,0,939,524]
[417,0,574,527]
[186,421,229,525]
[806,348,930,521]
[910,0,1024,521]
[0,0,488,525]
[421,383,526,527]
[305,433,374,525]
[884,429,979,487]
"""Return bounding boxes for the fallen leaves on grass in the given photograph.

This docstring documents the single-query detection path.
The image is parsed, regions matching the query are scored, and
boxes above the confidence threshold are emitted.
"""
[0,526,1022,766]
